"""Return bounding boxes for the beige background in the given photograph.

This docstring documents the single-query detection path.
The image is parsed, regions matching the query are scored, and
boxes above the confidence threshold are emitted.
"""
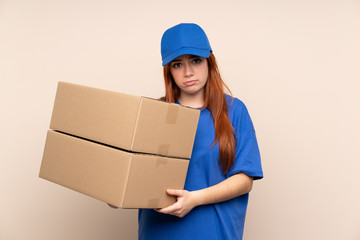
[1,0,359,239]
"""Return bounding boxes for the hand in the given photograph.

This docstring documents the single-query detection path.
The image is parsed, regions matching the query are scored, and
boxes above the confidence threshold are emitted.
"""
[155,189,200,218]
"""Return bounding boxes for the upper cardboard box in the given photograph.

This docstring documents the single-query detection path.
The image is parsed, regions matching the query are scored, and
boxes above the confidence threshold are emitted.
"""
[50,82,200,159]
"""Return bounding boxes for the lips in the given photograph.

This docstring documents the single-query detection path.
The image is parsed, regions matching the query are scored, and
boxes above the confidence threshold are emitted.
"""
[184,80,197,86]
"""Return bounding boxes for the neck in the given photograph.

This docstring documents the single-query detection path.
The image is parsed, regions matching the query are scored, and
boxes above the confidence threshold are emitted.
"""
[178,90,205,108]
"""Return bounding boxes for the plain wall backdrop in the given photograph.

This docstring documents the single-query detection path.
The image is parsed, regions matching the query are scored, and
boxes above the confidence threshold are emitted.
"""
[1,0,359,239]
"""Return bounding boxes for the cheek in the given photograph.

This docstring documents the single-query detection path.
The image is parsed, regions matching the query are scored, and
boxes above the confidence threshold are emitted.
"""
[170,71,180,82]
[201,65,209,81]
[170,70,182,86]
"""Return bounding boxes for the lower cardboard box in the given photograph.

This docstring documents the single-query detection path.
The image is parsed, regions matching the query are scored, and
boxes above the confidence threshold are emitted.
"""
[39,130,189,209]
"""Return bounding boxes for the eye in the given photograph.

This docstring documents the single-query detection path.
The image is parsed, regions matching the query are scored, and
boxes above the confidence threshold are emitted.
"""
[172,62,181,68]
[192,58,202,64]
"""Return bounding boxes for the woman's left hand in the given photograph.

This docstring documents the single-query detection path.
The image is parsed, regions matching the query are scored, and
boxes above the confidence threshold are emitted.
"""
[155,189,200,218]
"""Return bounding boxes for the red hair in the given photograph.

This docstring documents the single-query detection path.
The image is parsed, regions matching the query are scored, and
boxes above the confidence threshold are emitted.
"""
[162,52,235,174]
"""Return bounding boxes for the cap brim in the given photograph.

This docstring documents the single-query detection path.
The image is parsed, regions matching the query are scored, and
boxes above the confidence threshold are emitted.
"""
[162,48,211,66]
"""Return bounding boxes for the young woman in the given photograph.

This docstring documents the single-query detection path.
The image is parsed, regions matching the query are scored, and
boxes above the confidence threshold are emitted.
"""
[138,23,263,240]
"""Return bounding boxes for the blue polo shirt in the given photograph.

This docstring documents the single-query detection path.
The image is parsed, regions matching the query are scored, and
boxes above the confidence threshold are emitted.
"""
[138,96,263,240]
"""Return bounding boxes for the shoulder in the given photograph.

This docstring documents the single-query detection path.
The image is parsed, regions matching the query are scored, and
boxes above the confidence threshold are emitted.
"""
[225,94,254,131]
[225,94,247,113]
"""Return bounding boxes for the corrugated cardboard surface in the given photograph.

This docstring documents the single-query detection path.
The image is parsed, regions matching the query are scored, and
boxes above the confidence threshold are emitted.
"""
[50,82,200,159]
[132,98,200,158]
[50,82,141,150]
[39,130,189,208]
[122,154,189,208]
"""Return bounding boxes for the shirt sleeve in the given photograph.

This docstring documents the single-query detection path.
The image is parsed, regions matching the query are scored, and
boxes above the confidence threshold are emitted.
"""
[225,100,263,180]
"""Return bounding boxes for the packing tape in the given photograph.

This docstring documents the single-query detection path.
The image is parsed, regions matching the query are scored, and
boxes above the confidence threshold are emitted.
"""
[147,198,160,208]
[156,157,167,167]
[157,144,170,155]
[166,104,179,124]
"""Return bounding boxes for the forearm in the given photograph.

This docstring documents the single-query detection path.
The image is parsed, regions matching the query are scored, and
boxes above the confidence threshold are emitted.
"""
[194,173,253,206]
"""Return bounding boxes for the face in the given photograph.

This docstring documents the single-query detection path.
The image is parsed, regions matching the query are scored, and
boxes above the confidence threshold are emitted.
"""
[169,54,209,97]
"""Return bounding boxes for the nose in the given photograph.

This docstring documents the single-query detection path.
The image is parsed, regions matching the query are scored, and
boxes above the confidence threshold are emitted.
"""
[184,62,194,77]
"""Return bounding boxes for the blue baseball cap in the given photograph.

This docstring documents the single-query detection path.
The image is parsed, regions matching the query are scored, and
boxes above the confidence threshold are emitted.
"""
[161,23,212,66]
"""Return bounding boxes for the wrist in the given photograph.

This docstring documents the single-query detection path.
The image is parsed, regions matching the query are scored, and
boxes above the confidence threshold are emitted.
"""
[191,190,205,207]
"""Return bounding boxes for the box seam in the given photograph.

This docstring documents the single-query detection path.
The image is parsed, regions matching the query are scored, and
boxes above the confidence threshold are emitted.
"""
[120,153,133,208]
[130,97,143,150]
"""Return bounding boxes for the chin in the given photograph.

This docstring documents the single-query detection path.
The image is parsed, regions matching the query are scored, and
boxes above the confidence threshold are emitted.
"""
[183,87,202,95]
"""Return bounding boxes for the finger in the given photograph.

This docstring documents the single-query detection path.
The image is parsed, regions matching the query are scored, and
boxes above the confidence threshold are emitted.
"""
[157,205,176,214]
[166,189,184,197]
[157,202,179,214]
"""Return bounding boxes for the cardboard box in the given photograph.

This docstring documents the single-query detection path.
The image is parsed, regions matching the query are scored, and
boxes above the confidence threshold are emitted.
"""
[50,82,200,159]
[39,130,189,208]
